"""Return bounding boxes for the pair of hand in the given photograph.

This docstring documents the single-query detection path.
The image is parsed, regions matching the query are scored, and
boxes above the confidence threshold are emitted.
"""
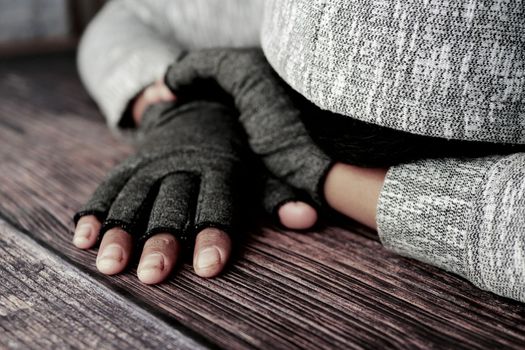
[73,49,333,284]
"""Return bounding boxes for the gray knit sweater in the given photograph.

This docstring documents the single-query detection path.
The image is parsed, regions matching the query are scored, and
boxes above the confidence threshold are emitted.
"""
[78,0,525,302]
[78,0,264,128]
[262,0,525,144]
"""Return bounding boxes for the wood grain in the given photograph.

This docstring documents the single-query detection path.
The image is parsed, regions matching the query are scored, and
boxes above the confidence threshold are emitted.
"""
[0,53,524,349]
[0,219,206,350]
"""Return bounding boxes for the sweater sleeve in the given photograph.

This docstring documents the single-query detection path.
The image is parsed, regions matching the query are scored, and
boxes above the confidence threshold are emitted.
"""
[77,0,264,130]
[377,153,525,302]
[77,0,181,129]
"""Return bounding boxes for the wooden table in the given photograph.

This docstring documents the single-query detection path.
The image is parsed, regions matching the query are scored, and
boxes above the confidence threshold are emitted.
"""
[1,53,524,350]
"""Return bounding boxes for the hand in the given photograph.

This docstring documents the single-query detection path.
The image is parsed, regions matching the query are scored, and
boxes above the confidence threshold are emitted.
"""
[133,80,318,230]
[165,48,334,207]
[73,101,249,283]
[131,80,176,126]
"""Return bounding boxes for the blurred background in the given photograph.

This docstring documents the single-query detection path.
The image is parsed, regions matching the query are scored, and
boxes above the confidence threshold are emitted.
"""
[0,0,105,57]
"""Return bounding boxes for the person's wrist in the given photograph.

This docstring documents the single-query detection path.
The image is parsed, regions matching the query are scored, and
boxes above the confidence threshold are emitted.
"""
[132,80,177,126]
[324,162,387,229]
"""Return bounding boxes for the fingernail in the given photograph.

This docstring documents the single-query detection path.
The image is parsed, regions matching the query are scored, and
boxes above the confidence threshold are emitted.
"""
[98,244,123,262]
[73,224,92,245]
[197,248,221,270]
[139,253,164,272]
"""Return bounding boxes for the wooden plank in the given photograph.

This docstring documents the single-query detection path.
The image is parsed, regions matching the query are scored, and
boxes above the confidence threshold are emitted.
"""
[0,219,206,350]
[0,53,524,349]
[0,38,77,58]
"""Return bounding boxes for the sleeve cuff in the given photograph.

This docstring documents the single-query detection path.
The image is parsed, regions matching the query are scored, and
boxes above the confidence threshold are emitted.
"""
[376,155,502,277]
[76,0,180,132]
[377,154,525,302]
[93,51,176,131]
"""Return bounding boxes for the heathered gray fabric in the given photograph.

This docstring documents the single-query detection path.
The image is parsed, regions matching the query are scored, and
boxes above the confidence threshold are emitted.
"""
[165,48,333,205]
[377,154,525,302]
[76,1,525,302]
[75,101,248,243]
[261,0,525,144]
[77,0,264,129]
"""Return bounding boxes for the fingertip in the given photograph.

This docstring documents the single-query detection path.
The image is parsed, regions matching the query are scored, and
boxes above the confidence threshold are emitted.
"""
[278,201,318,230]
[159,85,177,101]
[138,233,179,285]
[194,247,223,278]
[96,228,132,275]
[73,215,101,249]
[137,254,166,285]
[193,228,231,278]
[96,248,125,275]
[137,272,162,285]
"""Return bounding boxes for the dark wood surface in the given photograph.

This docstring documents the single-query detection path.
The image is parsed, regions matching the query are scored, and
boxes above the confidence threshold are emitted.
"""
[0,53,524,349]
[0,219,203,350]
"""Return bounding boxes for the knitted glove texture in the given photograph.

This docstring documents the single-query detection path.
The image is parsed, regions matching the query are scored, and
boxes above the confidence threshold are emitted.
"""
[75,101,250,244]
[165,48,334,206]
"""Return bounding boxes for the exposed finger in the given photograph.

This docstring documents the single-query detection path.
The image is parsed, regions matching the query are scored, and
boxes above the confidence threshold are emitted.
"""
[193,228,231,278]
[73,215,101,249]
[137,233,179,285]
[96,227,133,275]
[156,81,177,101]
[262,176,318,229]
[278,201,318,230]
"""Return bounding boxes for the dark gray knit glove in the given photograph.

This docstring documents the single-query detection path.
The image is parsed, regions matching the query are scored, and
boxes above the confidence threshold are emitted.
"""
[165,48,334,206]
[260,174,310,220]
[74,101,249,244]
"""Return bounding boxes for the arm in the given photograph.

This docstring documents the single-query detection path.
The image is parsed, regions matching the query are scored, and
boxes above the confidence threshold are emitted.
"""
[78,0,181,129]
[325,155,525,303]
[77,0,264,129]
[377,154,525,302]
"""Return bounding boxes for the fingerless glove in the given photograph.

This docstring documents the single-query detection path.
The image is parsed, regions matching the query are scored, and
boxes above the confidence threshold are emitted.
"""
[165,48,334,206]
[75,101,249,244]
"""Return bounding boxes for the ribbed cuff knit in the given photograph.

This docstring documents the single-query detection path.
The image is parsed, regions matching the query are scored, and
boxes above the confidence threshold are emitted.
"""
[377,154,525,302]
